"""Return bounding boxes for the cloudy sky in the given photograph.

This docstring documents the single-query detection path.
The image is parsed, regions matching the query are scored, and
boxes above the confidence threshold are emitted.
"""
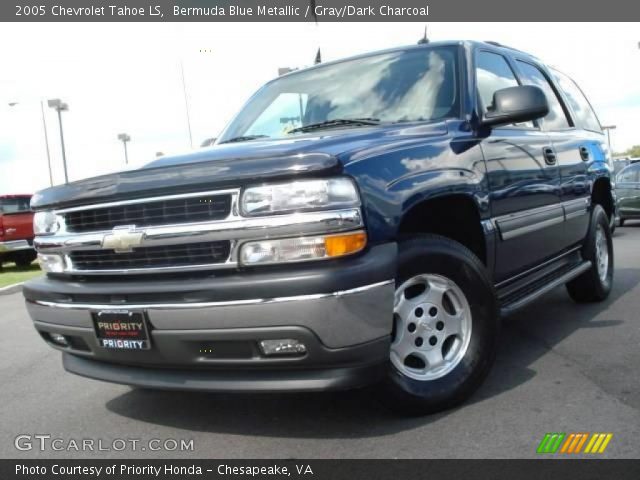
[0,22,638,194]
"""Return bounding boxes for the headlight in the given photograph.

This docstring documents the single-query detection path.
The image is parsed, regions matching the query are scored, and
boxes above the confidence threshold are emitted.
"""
[240,231,367,266]
[241,178,360,216]
[33,211,60,235]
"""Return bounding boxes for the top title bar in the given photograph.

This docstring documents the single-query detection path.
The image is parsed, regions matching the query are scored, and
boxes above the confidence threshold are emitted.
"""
[2,0,640,22]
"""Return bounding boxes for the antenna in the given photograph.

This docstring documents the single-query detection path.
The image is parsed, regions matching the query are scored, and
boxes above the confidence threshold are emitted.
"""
[310,1,321,64]
[418,25,429,44]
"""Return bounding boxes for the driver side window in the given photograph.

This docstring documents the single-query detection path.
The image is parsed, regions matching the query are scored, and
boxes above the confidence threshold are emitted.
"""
[476,51,533,128]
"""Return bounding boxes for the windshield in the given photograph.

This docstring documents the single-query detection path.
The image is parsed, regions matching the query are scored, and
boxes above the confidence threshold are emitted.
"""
[218,46,459,143]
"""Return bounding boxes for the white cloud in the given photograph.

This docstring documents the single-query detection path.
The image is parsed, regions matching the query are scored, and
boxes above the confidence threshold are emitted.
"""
[0,22,638,193]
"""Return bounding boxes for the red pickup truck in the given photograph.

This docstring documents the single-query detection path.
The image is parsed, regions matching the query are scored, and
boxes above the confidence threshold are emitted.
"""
[0,194,37,268]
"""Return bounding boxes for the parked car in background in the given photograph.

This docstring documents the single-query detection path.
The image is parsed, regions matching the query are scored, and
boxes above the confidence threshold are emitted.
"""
[616,162,640,226]
[0,194,37,268]
[613,157,640,176]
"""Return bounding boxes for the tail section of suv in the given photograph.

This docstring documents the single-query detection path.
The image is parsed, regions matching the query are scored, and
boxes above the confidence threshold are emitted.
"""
[23,41,614,414]
[0,194,37,268]
[615,162,640,226]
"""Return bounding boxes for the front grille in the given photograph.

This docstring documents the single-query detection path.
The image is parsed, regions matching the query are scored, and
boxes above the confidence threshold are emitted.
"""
[69,241,231,271]
[64,194,232,233]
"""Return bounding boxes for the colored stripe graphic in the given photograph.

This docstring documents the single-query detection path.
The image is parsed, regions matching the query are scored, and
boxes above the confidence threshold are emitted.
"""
[537,433,565,453]
[564,433,589,453]
[585,433,613,454]
[539,433,613,454]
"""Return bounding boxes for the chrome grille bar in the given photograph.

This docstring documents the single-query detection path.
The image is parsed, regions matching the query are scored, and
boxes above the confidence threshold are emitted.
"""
[34,189,364,275]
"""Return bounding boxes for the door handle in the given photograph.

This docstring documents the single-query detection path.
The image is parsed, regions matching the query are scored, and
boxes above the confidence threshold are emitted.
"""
[543,147,557,165]
[579,146,590,161]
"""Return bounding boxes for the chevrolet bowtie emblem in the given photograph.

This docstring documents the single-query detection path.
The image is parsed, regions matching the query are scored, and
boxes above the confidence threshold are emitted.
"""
[102,227,144,253]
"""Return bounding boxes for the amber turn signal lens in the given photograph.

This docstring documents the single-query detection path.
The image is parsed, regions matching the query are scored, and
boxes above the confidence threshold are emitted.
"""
[324,232,367,257]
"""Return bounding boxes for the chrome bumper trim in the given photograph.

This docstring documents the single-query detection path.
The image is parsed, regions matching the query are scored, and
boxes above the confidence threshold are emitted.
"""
[28,279,393,311]
[0,239,33,253]
[26,280,395,348]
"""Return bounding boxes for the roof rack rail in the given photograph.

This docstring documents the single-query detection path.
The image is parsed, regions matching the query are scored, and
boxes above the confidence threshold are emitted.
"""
[484,41,527,54]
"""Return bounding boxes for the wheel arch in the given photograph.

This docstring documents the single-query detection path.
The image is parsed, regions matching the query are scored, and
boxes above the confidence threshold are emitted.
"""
[396,193,489,266]
[591,177,614,221]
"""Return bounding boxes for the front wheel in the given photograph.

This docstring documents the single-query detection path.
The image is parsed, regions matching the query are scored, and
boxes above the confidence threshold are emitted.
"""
[566,205,614,303]
[377,235,499,415]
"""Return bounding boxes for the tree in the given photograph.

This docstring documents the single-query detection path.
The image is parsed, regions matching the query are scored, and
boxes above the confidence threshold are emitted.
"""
[615,145,640,158]
[627,145,640,157]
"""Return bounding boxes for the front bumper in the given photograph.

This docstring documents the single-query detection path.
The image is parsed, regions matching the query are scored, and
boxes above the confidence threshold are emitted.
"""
[24,243,396,391]
[0,239,33,253]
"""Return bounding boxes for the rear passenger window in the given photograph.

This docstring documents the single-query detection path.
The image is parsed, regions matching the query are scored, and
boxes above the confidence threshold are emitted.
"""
[516,61,570,130]
[552,70,602,133]
[476,51,532,128]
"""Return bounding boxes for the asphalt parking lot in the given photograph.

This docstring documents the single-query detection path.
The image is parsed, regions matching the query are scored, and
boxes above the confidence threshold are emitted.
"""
[2,225,639,459]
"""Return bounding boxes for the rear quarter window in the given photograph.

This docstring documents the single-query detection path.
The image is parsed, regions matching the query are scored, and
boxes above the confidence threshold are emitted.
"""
[552,70,602,132]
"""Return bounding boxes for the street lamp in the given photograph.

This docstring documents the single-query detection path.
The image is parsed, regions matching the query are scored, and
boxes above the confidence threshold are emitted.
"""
[8,100,54,187]
[179,60,193,149]
[47,99,69,184]
[602,125,616,160]
[117,133,131,165]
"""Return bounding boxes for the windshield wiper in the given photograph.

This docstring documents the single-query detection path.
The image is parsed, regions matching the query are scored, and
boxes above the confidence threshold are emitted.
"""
[288,118,381,134]
[219,134,269,144]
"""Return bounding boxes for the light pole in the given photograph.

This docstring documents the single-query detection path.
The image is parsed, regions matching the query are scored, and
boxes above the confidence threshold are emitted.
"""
[8,100,54,187]
[47,99,69,184]
[117,133,131,165]
[602,125,616,159]
[179,60,193,148]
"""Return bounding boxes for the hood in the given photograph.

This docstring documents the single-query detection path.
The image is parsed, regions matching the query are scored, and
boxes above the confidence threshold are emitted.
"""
[31,122,448,210]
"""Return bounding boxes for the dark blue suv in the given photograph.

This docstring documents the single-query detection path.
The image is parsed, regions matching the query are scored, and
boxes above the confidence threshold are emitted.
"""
[25,41,615,414]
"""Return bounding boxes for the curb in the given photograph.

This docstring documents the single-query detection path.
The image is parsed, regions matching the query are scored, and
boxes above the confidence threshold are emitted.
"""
[0,283,23,296]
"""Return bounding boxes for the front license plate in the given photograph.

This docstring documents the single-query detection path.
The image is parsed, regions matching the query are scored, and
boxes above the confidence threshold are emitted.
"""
[92,310,150,350]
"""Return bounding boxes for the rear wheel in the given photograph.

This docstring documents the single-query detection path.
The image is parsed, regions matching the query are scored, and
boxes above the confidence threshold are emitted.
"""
[566,205,613,303]
[619,218,625,227]
[378,235,499,415]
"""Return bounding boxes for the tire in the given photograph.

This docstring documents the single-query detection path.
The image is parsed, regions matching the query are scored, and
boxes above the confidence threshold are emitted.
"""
[566,205,613,303]
[609,213,616,235]
[619,218,625,227]
[13,251,37,268]
[377,234,499,415]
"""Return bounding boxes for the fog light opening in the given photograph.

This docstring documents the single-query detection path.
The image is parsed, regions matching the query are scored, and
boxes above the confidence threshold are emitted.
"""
[259,339,307,356]
[38,253,66,273]
[49,333,68,347]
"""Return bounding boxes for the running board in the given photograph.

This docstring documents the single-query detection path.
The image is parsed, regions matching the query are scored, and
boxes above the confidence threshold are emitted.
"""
[499,261,592,317]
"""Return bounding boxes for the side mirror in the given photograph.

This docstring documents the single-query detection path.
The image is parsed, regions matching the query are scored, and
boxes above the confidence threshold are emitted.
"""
[481,85,549,127]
